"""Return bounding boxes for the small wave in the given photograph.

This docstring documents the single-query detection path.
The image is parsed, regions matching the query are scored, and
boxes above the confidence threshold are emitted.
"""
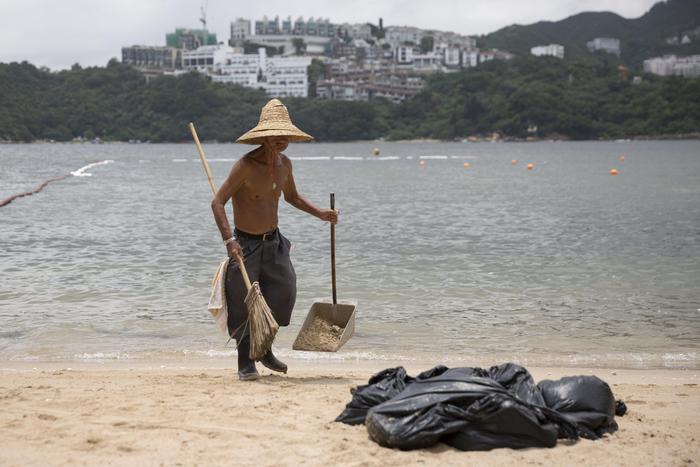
[208,158,238,162]
[172,158,188,162]
[448,155,477,160]
[181,348,416,362]
[75,351,131,360]
[282,350,417,361]
[71,160,114,177]
[374,156,400,161]
[334,156,364,161]
[183,349,237,358]
[662,352,698,363]
[289,156,331,161]
[420,155,448,160]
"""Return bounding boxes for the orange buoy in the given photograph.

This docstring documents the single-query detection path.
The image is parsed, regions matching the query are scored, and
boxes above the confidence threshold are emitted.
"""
[610,168,619,176]
[511,159,518,165]
[463,162,471,168]
[419,160,426,166]
[527,163,534,170]
[619,155,625,161]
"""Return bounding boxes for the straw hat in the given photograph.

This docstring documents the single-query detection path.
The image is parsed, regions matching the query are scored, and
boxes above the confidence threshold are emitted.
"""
[236,99,313,144]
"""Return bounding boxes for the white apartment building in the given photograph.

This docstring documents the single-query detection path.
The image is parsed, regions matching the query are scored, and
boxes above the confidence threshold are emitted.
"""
[182,45,233,72]
[431,31,477,50]
[643,55,700,78]
[385,26,423,46]
[443,47,461,67]
[184,45,312,97]
[643,56,673,76]
[251,34,331,56]
[338,23,373,40]
[586,37,620,56]
[531,44,565,59]
[463,51,479,67]
[396,46,414,64]
[411,53,441,71]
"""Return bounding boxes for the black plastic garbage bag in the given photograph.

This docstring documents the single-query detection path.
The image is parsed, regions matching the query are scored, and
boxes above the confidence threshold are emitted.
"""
[337,363,623,452]
[335,365,457,425]
[364,368,573,451]
[487,363,545,406]
[335,367,415,425]
[538,375,618,438]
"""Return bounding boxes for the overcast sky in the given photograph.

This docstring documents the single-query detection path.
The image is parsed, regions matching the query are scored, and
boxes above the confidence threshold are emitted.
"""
[0,0,660,70]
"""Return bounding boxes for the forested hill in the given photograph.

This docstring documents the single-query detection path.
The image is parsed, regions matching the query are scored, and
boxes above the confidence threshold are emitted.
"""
[480,0,700,67]
[1,56,699,143]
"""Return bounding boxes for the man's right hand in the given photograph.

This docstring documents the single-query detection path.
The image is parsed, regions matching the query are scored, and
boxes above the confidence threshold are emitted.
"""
[226,240,243,259]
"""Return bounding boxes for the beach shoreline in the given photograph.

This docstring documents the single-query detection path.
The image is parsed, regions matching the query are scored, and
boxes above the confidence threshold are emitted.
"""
[1,359,698,466]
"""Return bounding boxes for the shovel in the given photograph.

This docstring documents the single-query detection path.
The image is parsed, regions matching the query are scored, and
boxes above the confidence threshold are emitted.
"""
[293,193,356,352]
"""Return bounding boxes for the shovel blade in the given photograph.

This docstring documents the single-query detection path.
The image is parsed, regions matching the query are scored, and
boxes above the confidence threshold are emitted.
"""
[292,301,357,352]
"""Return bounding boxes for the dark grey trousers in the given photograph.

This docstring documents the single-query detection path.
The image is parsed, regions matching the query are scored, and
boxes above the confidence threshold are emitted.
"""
[225,229,297,341]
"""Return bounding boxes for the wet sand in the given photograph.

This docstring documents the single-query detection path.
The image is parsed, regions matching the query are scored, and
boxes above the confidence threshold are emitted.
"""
[0,360,698,466]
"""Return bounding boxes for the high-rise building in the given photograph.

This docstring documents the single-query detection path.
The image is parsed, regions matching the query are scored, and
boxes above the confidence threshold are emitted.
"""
[230,19,251,46]
[255,16,281,35]
[166,28,218,50]
[253,15,336,37]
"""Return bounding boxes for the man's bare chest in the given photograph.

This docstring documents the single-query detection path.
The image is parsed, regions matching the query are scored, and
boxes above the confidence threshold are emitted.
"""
[242,164,289,198]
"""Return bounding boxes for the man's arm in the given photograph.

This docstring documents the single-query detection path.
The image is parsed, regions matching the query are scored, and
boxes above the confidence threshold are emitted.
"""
[211,159,248,257]
[282,157,338,224]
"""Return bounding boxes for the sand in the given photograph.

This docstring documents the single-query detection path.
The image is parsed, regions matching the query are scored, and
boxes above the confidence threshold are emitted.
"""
[0,360,698,467]
[294,316,345,351]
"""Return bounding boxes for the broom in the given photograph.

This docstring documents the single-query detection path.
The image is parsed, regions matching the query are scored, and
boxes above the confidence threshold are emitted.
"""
[189,122,279,361]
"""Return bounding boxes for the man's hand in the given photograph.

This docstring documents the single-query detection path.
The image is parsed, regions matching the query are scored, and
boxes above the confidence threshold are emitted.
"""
[320,209,339,225]
[226,239,243,259]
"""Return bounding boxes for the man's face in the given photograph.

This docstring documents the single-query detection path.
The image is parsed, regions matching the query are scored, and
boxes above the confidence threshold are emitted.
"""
[265,136,289,153]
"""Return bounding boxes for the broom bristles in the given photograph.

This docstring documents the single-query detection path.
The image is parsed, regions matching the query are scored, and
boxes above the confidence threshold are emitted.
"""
[244,282,279,360]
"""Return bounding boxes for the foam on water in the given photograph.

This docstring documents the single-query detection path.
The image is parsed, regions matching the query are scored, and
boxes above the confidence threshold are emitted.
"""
[75,352,132,361]
[289,156,331,160]
[70,160,113,177]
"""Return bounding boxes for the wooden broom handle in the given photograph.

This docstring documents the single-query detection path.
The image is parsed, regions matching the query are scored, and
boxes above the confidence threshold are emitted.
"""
[189,122,252,291]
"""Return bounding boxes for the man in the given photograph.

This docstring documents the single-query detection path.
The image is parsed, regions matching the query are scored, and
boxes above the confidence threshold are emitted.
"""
[211,99,338,381]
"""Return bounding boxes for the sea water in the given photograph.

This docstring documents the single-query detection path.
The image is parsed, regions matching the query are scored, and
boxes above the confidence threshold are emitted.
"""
[1,140,698,369]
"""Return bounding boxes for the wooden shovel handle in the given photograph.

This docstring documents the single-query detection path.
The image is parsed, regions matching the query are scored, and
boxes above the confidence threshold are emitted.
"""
[330,193,337,305]
[189,122,252,292]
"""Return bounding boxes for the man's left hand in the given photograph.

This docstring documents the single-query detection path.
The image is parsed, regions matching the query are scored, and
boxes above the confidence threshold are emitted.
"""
[321,209,339,224]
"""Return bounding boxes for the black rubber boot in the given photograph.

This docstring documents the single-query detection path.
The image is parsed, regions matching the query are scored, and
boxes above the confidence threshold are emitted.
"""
[261,349,288,374]
[236,337,260,381]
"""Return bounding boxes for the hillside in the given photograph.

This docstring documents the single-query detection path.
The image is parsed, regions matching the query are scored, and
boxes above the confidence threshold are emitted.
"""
[1,57,699,143]
[480,0,700,67]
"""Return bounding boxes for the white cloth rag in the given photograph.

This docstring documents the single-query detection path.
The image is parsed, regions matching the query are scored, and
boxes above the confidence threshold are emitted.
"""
[208,257,230,333]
